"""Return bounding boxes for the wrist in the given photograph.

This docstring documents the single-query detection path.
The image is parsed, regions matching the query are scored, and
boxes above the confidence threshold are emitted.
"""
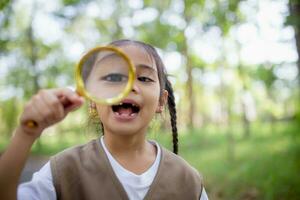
[14,126,41,143]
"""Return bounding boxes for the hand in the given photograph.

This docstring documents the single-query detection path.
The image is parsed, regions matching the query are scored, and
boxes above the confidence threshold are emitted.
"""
[18,88,85,139]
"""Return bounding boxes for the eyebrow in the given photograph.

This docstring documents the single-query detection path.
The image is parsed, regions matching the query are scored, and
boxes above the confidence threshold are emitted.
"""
[95,53,120,65]
[136,64,157,72]
[95,53,157,72]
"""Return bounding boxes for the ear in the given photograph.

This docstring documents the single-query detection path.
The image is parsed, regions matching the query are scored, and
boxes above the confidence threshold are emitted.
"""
[89,101,97,109]
[156,90,168,113]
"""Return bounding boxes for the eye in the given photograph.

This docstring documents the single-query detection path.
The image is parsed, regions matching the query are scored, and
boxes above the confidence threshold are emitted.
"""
[101,73,128,82]
[138,76,154,82]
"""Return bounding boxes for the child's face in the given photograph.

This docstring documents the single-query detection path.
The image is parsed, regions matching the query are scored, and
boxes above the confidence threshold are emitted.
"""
[94,44,167,136]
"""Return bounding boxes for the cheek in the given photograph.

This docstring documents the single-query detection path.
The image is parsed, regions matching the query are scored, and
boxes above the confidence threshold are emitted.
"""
[95,105,110,119]
[144,84,161,108]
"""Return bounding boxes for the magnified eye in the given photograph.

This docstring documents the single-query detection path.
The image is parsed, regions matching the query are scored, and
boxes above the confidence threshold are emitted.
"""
[101,73,128,82]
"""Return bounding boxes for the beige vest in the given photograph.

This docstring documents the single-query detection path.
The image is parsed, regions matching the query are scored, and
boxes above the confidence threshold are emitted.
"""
[50,139,203,200]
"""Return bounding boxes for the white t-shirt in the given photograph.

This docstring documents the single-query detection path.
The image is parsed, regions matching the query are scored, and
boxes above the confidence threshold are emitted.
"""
[18,138,209,200]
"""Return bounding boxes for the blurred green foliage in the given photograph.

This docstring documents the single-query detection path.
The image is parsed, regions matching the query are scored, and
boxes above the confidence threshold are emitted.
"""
[0,0,10,11]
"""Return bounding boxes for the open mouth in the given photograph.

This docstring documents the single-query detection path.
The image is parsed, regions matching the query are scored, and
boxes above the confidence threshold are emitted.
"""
[112,102,140,117]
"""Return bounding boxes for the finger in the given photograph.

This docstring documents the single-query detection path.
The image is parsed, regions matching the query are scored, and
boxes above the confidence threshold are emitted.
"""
[53,88,85,112]
[50,88,85,115]
[64,99,85,113]
[32,94,54,126]
[52,88,84,105]
[39,90,64,120]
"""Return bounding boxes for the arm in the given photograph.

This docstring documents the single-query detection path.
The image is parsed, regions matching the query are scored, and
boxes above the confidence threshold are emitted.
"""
[0,88,84,200]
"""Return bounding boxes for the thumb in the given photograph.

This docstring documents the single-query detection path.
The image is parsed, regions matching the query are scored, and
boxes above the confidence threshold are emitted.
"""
[51,88,85,113]
[64,96,85,113]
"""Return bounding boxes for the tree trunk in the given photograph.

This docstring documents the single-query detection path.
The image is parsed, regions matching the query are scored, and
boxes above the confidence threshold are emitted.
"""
[296,31,300,88]
[289,0,300,91]
[28,23,40,93]
[182,6,195,130]
[240,80,251,139]
[226,96,235,162]
[287,0,300,126]
[242,101,251,138]
[28,5,42,150]
[183,43,195,130]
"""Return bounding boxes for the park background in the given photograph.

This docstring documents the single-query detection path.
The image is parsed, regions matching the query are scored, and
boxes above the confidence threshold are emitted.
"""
[0,0,300,199]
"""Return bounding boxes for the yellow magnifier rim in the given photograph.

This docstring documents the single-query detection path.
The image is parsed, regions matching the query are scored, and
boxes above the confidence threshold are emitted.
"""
[75,46,136,105]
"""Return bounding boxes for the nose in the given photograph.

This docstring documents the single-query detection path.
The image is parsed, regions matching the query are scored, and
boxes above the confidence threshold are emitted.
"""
[131,79,140,93]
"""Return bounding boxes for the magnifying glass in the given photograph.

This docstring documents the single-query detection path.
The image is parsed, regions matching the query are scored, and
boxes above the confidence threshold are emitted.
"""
[26,45,136,128]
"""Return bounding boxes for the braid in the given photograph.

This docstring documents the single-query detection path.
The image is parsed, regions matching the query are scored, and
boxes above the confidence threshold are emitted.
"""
[165,79,178,154]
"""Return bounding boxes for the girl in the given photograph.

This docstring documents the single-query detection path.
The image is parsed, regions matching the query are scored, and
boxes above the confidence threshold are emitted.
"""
[0,40,208,200]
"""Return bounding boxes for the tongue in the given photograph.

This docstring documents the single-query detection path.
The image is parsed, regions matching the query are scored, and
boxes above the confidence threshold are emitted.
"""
[117,107,133,116]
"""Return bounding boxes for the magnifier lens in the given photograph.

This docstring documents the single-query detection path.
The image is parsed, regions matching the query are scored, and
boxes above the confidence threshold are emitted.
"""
[77,47,134,104]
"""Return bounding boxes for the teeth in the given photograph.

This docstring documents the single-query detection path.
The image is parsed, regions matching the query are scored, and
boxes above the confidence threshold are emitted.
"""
[118,102,138,108]
[132,103,136,107]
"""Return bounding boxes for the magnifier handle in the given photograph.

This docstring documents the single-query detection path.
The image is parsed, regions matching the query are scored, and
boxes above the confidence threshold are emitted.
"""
[25,120,38,128]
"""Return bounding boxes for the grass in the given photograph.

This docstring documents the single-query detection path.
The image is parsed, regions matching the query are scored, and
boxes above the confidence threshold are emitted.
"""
[0,121,299,199]
[149,121,300,199]
[176,122,300,200]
